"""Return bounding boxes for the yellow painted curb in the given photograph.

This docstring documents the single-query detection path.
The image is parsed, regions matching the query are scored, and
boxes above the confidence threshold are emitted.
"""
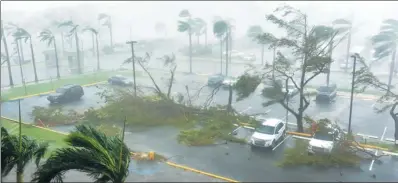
[7,81,107,101]
[166,161,239,182]
[239,122,253,127]
[287,131,312,137]
[1,116,69,135]
[356,143,388,151]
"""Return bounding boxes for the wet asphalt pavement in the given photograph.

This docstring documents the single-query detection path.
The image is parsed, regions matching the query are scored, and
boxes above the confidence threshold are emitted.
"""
[1,72,398,182]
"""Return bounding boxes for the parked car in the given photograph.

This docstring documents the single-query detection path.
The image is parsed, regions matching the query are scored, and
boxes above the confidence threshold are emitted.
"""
[207,74,225,87]
[221,76,237,89]
[250,118,287,149]
[108,75,133,86]
[242,53,256,61]
[315,84,337,103]
[307,126,341,155]
[47,84,84,104]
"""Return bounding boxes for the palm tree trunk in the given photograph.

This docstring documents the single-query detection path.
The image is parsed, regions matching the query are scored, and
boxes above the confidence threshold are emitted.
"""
[387,46,397,92]
[205,27,207,47]
[19,40,25,64]
[261,44,264,65]
[326,39,334,86]
[109,24,113,48]
[16,172,23,183]
[74,31,82,74]
[29,38,39,82]
[61,32,65,53]
[91,33,95,56]
[272,47,276,79]
[53,39,60,79]
[16,40,25,84]
[225,33,229,76]
[17,99,23,183]
[95,34,100,71]
[1,21,14,86]
[220,40,223,74]
[344,27,352,72]
[189,31,192,74]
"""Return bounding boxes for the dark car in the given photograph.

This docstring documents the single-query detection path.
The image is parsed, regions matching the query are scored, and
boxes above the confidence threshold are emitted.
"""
[315,84,337,103]
[207,74,225,87]
[108,75,133,86]
[47,84,84,104]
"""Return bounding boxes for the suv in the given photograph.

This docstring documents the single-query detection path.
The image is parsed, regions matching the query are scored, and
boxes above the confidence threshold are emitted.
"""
[207,74,225,87]
[307,127,341,155]
[47,84,84,104]
[315,84,337,103]
[250,118,286,149]
[108,75,133,86]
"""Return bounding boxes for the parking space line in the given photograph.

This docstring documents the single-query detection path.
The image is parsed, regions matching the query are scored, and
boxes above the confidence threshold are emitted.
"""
[272,135,291,151]
[239,107,252,114]
[369,126,387,171]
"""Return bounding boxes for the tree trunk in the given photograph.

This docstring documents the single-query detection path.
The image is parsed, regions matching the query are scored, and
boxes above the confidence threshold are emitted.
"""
[53,40,60,79]
[387,46,397,92]
[91,33,95,56]
[205,27,207,47]
[19,39,25,64]
[228,31,232,65]
[29,38,39,82]
[225,33,229,76]
[189,30,192,74]
[95,34,100,71]
[261,44,264,65]
[16,170,23,182]
[1,21,14,86]
[220,39,223,74]
[272,47,276,79]
[74,31,82,74]
[227,85,233,113]
[344,27,352,72]
[197,35,200,45]
[390,102,398,145]
[61,32,65,53]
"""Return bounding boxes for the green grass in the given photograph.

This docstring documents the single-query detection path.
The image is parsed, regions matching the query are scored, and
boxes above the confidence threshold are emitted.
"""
[2,70,141,100]
[1,118,67,156]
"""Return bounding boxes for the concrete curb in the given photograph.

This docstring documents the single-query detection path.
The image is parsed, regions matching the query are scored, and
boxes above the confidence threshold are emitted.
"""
[1,116,240,182]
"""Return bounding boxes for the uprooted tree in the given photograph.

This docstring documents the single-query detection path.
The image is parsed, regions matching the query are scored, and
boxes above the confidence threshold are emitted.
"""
[354,55,398,145]
[234,5,350,132]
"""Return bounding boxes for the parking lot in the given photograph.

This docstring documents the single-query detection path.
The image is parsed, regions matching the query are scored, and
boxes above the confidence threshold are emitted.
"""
[1,72,398,182]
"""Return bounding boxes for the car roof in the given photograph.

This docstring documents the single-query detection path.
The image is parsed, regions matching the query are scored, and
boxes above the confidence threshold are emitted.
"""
[113,75,125,78]
[61,84,80,89]
[261,118,282,127]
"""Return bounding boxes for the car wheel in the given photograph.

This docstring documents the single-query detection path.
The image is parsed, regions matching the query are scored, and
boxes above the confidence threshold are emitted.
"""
[282,130,287,139]
[271,140,276,149]
[109,80,113,85]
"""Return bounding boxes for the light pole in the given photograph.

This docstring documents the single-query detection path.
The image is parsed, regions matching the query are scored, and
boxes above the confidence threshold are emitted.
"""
[348,54,357,133]
[126,41,137,97]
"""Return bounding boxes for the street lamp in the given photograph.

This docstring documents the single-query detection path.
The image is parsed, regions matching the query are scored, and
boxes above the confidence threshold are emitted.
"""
[348,54,358,133]
[126,41,137,97]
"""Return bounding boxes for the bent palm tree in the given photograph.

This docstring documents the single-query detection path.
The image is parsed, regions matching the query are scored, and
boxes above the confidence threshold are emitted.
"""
[83,27,100,71]
[247,25,265,65]
[38,29,61,79]
[11,27,39,82]
[332,19,353,72]
[178,20,194,73]
[98,13,113,48]
[213,20,230,76]
[32,125,131,182]
[58,20,82,74]
[1,20,14,86]
[193,18,206,45]
[371,19,398,93]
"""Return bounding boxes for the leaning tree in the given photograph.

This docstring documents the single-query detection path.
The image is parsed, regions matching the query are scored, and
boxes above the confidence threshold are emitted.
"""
[177,9,194,74]
[58,20,83,74]
[38,29,61,79]
[234,5,344,132]
[1,20,14,86]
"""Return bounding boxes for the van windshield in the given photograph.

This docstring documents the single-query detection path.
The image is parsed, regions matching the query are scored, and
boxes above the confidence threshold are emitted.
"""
[255,125,275,135]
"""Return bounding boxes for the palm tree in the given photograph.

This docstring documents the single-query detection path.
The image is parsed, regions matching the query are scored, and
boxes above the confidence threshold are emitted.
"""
[11,27,39,83]
[213,20,230,76]
[332,19,353,72]
[247,25,265,65]
[32,125,131,183]
[1,20,14,86]
[371,19,398,93]
[38,29,61,79]
[178,10,194,74]
[1,100,48,182]
[58,20,82,74]
[83,27,100,71]
[193,18,206,45]
[98,13,113,48]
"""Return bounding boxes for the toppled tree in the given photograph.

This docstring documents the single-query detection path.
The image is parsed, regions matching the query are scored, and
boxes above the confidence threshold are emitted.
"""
[354,55,398,145]
[234,5,349,132]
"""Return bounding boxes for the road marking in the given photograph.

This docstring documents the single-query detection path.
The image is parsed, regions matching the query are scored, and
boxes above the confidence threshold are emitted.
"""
[273,135,291,151]
[369,126,387,171]
[231,126,242,134]
[239,107,252,114]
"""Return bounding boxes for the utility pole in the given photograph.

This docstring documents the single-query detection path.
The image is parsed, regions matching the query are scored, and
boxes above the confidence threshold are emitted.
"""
[348,54,357,133]
[126,41,137,97]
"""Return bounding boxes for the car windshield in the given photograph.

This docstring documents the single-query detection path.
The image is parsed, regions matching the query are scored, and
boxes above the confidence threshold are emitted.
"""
[255,125,275,135]
[56,88,67,93]
[210,75,223,80]
[313,132,333,141]
[317,86,334,93]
